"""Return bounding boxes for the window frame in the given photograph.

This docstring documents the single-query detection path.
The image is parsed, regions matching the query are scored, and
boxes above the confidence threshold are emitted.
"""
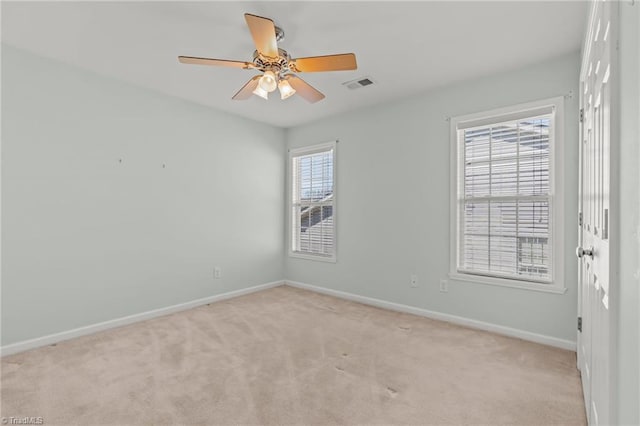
[449,97,566,294]
[288,141,337,263]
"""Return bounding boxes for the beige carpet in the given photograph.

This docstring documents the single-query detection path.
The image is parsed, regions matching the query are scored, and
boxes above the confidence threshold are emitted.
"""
[1,285,586,425]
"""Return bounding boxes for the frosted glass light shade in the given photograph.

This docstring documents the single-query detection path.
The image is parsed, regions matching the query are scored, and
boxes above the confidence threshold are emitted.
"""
[258,71,277,93]
[278,79,296,100]
[252,85,269,100]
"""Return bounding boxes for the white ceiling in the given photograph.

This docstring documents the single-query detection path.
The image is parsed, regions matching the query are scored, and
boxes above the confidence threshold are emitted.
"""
[2,1,587,128]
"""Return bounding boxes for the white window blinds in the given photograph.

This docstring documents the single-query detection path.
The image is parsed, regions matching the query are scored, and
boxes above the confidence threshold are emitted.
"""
[458,112,553,282]
[291,143,335,259]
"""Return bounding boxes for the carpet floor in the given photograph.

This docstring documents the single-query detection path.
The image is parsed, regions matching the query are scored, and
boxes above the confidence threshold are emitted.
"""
[1,285,586,425]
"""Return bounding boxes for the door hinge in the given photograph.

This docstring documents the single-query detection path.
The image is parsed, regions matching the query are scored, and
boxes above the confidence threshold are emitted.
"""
[578,212,583,227]
[579,108,584,123]
[578,317,582,332]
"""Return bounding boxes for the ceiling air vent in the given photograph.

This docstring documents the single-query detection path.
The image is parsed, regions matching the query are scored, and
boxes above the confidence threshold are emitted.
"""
[343,77,375,90]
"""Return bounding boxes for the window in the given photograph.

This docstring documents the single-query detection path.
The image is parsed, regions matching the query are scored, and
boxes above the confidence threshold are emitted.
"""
[450,98,565,293]
[290,142,336,261]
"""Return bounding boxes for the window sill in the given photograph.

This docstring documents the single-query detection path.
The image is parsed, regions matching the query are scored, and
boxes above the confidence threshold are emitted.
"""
[289,252,337,263]
[448,272,567,294]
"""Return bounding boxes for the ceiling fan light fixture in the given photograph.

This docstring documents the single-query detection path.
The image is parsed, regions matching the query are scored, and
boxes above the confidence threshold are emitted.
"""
[278,79,296,100]
[179,13,358,103]
[258,70,278,92]
[252,85,269,100]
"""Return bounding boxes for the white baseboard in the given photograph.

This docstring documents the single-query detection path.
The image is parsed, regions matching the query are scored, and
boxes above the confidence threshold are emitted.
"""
[1,280,284,357]
[285,280,576,351]
[2,279,576,356]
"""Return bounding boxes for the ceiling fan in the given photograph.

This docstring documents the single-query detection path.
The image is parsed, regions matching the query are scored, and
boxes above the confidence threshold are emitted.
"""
[178,13,357,103]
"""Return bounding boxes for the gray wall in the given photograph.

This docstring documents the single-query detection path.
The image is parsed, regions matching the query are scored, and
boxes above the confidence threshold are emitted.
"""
[616,2,640,424]
[285,53,581,343]
[1,46,285,345]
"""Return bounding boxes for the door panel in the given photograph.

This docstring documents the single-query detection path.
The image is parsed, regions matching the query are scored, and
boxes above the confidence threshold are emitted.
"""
[578,1,613,425]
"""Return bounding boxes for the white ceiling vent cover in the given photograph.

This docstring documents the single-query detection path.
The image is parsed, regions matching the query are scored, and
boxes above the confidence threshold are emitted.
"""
[343,77,375,90]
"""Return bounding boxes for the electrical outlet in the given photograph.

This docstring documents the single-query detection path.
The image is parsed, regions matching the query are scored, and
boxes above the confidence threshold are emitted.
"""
[410,275,418,288]
[439,279,448,293]
[214,266,222,279]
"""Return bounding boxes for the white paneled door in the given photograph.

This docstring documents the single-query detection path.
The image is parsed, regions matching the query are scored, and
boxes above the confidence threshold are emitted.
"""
[577,1,614,425]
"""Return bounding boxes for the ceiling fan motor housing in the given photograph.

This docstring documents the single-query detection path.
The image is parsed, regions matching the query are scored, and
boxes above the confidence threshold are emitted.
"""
[252,48,291,75]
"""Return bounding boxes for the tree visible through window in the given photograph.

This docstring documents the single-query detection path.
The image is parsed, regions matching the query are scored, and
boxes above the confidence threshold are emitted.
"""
[290,142,335,259]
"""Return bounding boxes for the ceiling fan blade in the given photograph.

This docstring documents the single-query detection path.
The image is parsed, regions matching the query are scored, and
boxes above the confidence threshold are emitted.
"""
[232,76,261,100]
[244,13,279,59]
[289,53,357,73]
[284,75,325,103]
[178,56,255,69]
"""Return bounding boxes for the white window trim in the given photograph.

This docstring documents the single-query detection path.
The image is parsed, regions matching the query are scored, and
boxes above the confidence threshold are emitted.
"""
[288,141,337,263]
[449,97,566,294]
